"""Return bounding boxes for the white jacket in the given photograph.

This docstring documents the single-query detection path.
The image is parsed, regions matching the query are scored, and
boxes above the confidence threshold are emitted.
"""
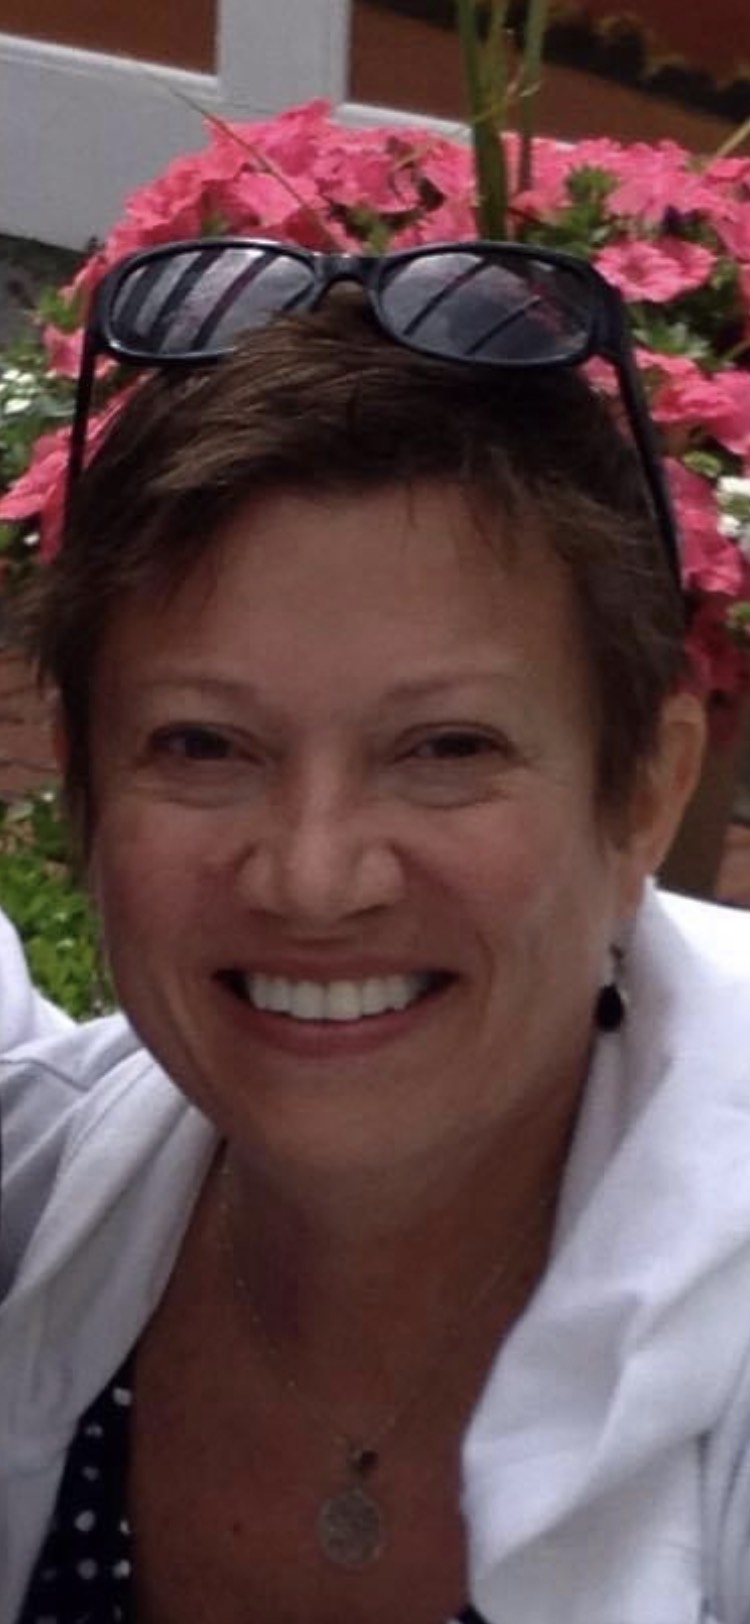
[0,908,73,1049]
[2,887,750,1622]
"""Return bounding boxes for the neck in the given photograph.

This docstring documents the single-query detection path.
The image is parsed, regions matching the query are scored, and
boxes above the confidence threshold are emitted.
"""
[216,1094,574,1421]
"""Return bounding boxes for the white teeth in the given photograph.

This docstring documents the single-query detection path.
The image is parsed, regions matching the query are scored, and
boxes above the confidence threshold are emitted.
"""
[324,981,364,1022]
[361,977,390,1016]
[244,972,431,1022]
[290,981,327,1021]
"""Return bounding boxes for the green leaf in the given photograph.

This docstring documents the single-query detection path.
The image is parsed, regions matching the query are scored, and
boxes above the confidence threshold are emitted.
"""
[0,788,112,1017]
[36,282,85,333]
[683,448,733,481]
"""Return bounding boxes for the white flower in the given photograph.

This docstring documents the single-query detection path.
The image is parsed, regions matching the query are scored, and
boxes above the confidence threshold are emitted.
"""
[717,475,750,559]
[0,367,36,390]
[718,475,750,500]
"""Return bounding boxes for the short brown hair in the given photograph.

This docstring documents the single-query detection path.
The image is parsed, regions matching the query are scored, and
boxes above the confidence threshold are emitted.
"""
[33,295,684,845]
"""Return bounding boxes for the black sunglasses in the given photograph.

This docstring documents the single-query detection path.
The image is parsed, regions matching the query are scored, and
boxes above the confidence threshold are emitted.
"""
[68,236,680,581]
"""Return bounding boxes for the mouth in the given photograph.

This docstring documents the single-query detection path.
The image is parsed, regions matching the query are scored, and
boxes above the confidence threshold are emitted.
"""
[219,970,453,1024]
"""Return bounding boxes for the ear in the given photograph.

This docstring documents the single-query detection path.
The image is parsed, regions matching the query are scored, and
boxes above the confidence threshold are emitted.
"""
[614,688,707,917]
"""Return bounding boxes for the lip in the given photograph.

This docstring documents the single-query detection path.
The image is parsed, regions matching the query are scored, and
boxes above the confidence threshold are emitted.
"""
[214,968,456,1057]
[219,956,451,981]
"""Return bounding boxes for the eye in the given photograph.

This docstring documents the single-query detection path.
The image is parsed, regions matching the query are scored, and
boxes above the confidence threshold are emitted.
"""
[408,730,506,762]
[141,721,266,807]
[150,724,239,762]
[390,726,520,808]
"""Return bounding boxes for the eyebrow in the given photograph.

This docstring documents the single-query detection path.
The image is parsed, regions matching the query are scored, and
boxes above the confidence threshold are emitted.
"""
[131,664,518,706]
[124,665,522,730]
[132,675,265,703]
[379,668,519,704]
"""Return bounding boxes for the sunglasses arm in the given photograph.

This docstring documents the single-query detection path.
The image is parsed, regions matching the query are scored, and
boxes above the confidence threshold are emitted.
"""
[613,341,683,591]
[64,326,100,533]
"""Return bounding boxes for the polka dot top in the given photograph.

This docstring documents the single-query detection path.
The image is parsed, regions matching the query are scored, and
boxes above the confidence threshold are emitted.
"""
[18,1353,135,1623]
[18,1352,487,1624]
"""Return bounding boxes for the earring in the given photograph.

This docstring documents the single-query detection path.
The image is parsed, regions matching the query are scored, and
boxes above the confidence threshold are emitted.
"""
[595,945,627,1032]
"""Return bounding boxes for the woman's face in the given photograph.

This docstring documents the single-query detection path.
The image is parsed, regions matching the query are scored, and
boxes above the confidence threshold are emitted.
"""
[88,482,690,1187]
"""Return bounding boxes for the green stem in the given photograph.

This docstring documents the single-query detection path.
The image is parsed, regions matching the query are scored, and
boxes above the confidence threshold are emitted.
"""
[713,112,750,160]
[516,0,549,192]
[486,0,510,124]
[720,335,750,365]
[154,81,344,249]
[456,0,508,238]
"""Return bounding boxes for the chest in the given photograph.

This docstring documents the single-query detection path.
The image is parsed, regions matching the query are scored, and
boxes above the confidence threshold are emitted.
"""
[130,1335,470,1624]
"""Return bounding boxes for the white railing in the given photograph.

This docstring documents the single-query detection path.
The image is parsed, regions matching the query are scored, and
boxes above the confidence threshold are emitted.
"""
[0,0,371,247]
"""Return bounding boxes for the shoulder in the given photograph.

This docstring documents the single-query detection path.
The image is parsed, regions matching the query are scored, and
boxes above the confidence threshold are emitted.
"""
[0,1027,215,1607]
[655,887,750,970]
[631,886,750,1050]
[0,1015,175,1294]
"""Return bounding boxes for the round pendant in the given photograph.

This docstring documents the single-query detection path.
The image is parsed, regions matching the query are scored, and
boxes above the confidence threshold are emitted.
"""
[317,1483,385,1567]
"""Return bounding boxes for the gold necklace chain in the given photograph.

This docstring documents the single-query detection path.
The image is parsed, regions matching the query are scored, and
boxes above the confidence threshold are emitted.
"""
[218,1153,554,1568]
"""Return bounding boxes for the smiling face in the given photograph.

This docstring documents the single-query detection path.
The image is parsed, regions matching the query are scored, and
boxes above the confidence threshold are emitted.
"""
[87,481,694,1190]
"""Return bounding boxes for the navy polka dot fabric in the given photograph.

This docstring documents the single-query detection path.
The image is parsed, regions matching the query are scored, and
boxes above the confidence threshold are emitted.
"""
[18,1353,135,1623]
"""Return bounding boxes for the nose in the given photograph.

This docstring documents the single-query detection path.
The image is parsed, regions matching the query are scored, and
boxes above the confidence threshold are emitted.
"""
[237,775,405,929]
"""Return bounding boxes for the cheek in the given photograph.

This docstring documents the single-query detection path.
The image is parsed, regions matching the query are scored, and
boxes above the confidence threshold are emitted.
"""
[440,797,618,972]
[89,805,218,963]
[444,794,596,904]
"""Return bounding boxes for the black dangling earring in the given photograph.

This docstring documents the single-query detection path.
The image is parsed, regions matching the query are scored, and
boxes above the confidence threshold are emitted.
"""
[595,945,627,1032]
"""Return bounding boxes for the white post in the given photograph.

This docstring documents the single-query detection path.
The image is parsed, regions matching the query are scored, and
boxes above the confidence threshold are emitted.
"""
[219,0,351,112]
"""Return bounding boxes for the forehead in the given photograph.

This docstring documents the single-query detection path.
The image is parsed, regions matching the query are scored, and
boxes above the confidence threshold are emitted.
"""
[94,480,591,715]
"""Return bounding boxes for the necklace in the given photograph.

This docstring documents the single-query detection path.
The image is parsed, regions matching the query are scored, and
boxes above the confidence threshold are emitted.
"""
[218,1157,552,1569]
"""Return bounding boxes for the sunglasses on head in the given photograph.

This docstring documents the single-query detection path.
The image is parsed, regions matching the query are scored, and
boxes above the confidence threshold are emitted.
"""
[68,236,681,582]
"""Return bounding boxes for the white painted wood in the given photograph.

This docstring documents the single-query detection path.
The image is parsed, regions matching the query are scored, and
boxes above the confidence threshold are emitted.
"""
[0,0,458,251]
[218,0,350,109]
[340,99,466,140]
[0,35,216,248]
[0,0,354,248]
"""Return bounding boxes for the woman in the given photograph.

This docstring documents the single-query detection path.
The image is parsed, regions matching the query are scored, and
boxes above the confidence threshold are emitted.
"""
[2,239,750,1624]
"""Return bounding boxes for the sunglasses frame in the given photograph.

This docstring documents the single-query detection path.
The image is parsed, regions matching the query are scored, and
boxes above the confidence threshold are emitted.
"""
[67,237,681,583]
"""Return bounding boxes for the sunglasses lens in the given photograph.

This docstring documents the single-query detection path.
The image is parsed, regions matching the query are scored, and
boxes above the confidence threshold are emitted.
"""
[108,244,317,357]
[378,249,594,364]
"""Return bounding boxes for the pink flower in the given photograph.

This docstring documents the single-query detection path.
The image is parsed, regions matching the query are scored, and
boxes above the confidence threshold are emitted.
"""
[414,137,474,206]
[0,392,135,558]
[0,426,68,558]
[98,151,215,263]
[205,170,325,241]
[63,252,109,314]
[595,238,715,302]
[712,207,750,265]
[708,372,750,457]
[703,156,750,189]
[219,100,333,178]
[649,357,750,458]
[669,462,750,597]
[316,138,419,214]
[684,601,750,712]
[393,193,476,245]
[510,140,573,219]
[599,140,702,222]
[667,462,750,703]
[42,324,84,378]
